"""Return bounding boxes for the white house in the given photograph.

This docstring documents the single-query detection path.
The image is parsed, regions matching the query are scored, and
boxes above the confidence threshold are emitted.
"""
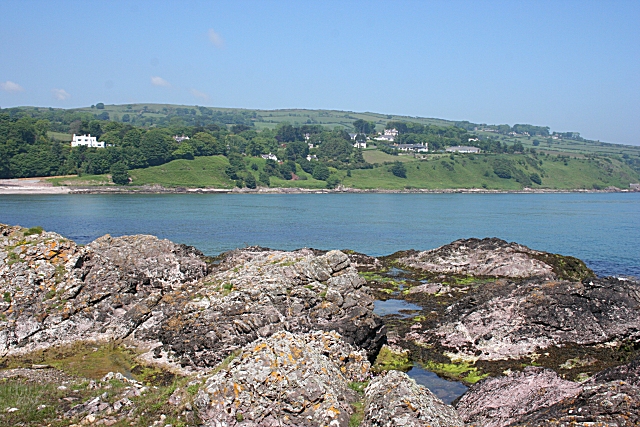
[71,134,104,148]
[397,143,428,152]
[353,141,367,149]
[174,135,190,143]
[261,153,278,161]
[446,146,480,154]
[348,133,358,140]
[374,128,399,142]
[306,154,318,161]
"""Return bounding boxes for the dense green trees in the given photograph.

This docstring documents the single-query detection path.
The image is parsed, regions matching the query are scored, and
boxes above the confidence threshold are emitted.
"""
[312,163,330,181]
[353,119,376,134]
[110,162,129,185]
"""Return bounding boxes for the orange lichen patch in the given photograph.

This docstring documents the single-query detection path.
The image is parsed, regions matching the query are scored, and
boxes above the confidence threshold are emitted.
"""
[404,399,417,411]
[326,406,340,416]
[233,382,242,399]
[289,345,304,360]
[253,342,268,352]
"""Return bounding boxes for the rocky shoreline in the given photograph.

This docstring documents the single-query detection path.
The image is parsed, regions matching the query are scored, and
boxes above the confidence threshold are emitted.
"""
[1,178,638,195]
[1,224,638,426]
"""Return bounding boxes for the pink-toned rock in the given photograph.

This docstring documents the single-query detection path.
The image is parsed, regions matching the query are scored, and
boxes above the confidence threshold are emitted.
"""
[455,367,582,427]
[396,238,591,280]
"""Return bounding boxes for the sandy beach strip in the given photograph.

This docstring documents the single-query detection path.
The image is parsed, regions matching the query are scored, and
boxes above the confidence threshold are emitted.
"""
[0,178,71,194]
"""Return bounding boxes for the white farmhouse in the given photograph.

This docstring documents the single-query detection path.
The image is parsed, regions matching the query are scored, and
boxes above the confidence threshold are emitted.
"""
[353,141,367,149]
[374,128,399,143]
[71,134,104,148]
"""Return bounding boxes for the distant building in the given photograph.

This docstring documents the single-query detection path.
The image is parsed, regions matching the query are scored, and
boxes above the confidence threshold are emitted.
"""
[306,154,318,161]
[353,141,367,149]
[374,129,399,143]
[348,133,358,140]
[446,146,480,153]
[397,143,428,152]
[261,153,278,161]
[174,135,190,143]
[71,134,104,148]
[631,183,640,190]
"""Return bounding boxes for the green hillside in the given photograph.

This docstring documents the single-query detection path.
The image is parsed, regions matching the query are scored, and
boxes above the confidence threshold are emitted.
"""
[48,152,640,191]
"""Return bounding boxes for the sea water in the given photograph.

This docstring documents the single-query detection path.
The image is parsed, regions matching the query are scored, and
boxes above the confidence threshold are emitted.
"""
[1,192,637,276]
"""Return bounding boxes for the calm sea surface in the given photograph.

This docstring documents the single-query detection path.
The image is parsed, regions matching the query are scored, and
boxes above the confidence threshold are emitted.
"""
[0,193,638,277]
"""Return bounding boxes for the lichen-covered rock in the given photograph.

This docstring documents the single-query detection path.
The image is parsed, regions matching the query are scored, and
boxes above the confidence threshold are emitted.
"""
[362,370,463,427]
[0,225,208,357]
[455,367,582,427]
[412,276,640,361]
[1,226,384,374]
[194,330,370,427]
[396,238,593,280]
[156,247,385,368]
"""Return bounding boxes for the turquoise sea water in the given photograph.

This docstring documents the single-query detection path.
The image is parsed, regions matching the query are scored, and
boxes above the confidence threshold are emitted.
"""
[0,193,638,276]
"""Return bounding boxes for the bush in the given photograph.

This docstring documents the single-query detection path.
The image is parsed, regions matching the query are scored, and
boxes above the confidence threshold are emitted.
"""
[530,173,542,185]
[326,174,341,189]
[244,173,257,189]
[258,171,270,187]
[110,162,129,185]
[391,161,407,178]
[312,163,330,181]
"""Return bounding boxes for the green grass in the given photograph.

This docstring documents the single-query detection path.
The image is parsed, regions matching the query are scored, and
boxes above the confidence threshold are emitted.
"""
[47,174,111,186]
[129,156,234,188]
[46,151,640,191]
[47,131,72,142]
[362,150,416,164]
[340,153,639,190]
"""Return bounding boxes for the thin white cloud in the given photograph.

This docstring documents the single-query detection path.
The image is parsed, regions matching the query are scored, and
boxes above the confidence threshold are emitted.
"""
[52,88,70,100]
[190,88,210,101]
[208,28,224,48]
[151,76,171,87]
[0,81,24,93]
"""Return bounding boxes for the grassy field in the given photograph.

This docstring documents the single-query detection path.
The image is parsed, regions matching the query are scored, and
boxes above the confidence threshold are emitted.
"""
[129,156,234,188]
[51,152,640,191]
[47,131,72,141]
[339,153,639,190]
[362,150,417,164]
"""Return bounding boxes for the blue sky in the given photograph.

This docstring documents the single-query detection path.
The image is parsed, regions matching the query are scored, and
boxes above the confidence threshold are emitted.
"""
[1,0,638,145]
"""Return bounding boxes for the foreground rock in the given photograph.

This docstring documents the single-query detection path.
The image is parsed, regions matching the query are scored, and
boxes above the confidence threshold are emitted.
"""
[362,370,463,427]
[157,246,385,368]
[0,225,384,372]
[195,330,370,427]
[457,357,640,427]
[395,237,593,280]
[417,276,640,362]
[0,225,208,358]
